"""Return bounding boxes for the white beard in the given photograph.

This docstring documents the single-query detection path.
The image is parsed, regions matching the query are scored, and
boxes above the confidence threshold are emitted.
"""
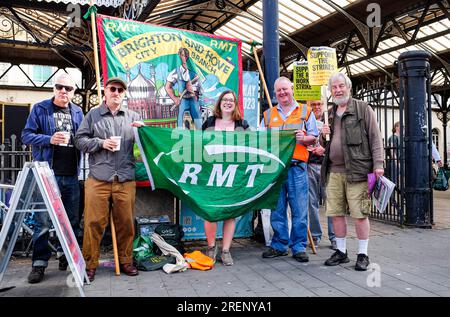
[332,95,349,105]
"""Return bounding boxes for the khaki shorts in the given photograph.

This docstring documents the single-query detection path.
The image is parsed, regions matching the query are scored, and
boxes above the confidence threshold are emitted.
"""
[326,172,371,219]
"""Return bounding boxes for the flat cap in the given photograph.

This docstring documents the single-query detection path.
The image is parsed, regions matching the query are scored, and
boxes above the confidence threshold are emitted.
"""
[105,77,127,89]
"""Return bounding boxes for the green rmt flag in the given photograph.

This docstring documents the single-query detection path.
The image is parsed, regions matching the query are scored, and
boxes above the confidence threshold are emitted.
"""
[135,127,296,222]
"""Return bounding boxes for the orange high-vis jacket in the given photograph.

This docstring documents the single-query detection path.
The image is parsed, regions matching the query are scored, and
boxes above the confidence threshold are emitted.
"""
[263,104,312,162]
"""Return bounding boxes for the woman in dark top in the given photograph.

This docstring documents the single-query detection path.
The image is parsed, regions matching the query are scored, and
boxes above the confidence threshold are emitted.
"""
[201,90,249,266]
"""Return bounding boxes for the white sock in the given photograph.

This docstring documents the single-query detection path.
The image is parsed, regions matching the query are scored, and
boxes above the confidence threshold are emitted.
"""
[358,239,369,255]
[336,237,346,253]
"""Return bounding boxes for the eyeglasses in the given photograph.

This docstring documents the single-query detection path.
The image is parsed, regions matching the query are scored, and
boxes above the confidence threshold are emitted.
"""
[221,98,235,103]
[108,86,125,93]
[55,84,74,92]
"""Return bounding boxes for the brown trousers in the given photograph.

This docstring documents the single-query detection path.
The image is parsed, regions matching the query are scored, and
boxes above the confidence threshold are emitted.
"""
[83,177,136,269]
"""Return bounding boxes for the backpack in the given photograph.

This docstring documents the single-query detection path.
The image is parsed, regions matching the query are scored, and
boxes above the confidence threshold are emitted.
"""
[154,223,185,255]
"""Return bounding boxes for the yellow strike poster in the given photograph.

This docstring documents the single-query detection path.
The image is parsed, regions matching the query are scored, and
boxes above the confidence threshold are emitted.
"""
[307,47,338,86]
[293,61,321,101]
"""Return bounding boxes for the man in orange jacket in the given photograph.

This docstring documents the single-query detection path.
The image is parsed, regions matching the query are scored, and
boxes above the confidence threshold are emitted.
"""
[261,77,318,262]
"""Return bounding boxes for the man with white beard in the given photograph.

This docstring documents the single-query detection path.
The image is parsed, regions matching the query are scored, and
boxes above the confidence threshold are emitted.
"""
[320,73,384,271]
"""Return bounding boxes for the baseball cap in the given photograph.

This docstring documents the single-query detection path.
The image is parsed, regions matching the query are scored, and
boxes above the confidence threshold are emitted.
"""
[105,77,127,90]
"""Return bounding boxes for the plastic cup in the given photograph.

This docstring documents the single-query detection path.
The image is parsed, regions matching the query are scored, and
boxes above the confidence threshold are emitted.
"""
[111,136,122,151]
[59,131,70,146]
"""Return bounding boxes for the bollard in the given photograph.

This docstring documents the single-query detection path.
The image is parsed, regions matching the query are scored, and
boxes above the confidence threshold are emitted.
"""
[398,50,432,228]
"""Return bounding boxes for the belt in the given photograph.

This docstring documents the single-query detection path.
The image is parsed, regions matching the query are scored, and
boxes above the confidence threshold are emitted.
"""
[290,161,305,167]
[113,175,119,182]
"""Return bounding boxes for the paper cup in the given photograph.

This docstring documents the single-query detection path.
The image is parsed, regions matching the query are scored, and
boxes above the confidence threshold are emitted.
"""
[59,131,70,146]
[111,136,122,151]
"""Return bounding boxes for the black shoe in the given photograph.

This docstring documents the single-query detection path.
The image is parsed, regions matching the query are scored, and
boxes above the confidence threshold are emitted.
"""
[58,255,68,271]
[293,251,309,262]
[355,253,370,271]
[324,250,350,266]
[28,266,45,284]
[262,248,288,258]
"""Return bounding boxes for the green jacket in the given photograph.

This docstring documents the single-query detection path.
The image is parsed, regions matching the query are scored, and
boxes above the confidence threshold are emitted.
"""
[321,98,384,183]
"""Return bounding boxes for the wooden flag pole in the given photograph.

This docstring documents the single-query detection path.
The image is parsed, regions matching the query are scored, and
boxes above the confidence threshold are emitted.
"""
[88,0,120,276]
[251,44,273,109]
[307,226,317,254]
[110,214,120,275]
[321,85,330,141]
[89,0,102,101]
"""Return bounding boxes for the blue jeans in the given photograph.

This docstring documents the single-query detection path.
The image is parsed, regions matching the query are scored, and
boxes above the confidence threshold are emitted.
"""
[308,163,335,242]
[270,161,309,254]
[177,98,201,129]
[32,175,80,267]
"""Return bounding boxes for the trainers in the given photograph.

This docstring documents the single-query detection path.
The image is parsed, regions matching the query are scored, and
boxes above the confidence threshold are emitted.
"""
[330,240,338,250]
[58,254,68,271]
[28,266,45,284]
[293,251,309,262]
[220,250,234,266]
[324,250,350,266]
[262,248,288,258]
[355,253,370,271]
[206,245,219,263]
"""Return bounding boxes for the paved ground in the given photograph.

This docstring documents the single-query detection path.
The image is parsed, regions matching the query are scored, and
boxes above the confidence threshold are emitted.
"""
[1,190,449,298]
[1,224,450,297]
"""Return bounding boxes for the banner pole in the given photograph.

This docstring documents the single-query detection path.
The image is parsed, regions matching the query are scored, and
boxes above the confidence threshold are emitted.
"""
[110,214,120,276]
[89,0,102,100]
[249,43,273,109]
[88,0,120,276]
[321,85,330,141]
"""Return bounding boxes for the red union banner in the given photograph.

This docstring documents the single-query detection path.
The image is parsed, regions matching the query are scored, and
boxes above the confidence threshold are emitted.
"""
[96,15,243,128]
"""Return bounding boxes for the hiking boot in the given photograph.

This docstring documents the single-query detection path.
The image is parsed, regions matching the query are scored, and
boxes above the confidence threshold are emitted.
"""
[330,240,338,250]
[355,253,370,271]
[206,245,219,263]
[293,251,309,262]
[324,250,350,266]
[28,266,45,284]
[262,248,288,258]
[58,254,68,271]
[220,250,234,266]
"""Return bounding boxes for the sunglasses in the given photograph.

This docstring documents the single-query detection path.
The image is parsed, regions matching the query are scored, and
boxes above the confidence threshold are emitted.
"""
[55,84,74,92]
[108,86,125,93]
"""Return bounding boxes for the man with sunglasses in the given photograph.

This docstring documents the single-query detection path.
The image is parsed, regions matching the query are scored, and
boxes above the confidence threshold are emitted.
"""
[22,74,84,284]
[75,77,144,282]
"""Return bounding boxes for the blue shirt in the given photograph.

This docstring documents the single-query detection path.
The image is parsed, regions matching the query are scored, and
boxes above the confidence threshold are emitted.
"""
[260,101,319,137]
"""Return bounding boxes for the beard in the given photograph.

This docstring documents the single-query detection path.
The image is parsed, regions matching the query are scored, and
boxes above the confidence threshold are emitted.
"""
[332,95,349,105]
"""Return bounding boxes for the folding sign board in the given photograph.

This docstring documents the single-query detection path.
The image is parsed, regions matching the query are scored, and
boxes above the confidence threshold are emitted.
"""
[0,162,89,297]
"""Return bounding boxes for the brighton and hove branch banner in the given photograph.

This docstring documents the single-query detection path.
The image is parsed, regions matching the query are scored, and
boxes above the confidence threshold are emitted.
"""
[135,127,296,222]
[97,15,242,128]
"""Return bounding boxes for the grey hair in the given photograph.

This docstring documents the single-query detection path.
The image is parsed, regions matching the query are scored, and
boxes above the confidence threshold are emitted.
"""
[54,73,75,87]
[274,76,292,90]
[328,72,352,91]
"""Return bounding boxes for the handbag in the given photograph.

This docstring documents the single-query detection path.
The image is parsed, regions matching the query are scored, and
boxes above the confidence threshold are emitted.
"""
[433,168,449,191]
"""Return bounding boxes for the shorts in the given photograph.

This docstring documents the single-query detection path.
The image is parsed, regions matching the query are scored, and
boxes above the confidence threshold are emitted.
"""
[326,172,371,219]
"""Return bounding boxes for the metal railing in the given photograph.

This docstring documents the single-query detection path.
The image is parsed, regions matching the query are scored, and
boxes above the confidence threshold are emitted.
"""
[354,75,405,226]
[0,135,32,185]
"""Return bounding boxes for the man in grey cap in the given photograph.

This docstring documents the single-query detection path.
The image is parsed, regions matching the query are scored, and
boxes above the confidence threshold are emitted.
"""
[75,77,144,282]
